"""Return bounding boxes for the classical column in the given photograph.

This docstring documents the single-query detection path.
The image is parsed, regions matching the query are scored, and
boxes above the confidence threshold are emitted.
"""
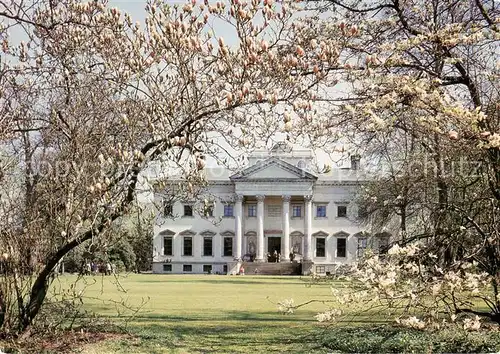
[234,194,243,260]
[282,195,291,260]
[256,195,265,261]
[304,195,313,260]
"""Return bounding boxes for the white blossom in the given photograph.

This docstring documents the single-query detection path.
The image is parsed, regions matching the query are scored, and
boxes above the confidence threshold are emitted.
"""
[463,316,481,331]
[315,309,341,322]
[277,299,295,314]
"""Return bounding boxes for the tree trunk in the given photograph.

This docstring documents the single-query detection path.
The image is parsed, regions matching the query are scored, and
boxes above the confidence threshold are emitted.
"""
[19,227,97,333]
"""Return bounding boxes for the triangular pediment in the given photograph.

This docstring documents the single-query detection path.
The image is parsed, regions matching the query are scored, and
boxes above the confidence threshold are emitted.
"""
[230,157,317,181]
[313,231,329,237]
[200,230,216,236]
[333,231,350,238]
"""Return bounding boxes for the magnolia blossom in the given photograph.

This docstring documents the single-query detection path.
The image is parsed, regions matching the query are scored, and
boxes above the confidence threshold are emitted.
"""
[487,133,500,148]
[387,244,402,255]
[398,316,426,330]
[315,308,341,322]
[387,243,419,257]
[343,246,492,332]
[463,316,481,331]
[448,130,459,140]
[431,283,441,296]
[277,298,295,314]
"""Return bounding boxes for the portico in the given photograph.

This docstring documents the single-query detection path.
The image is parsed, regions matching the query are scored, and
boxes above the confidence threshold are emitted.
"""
[233,193,314,262]
[230,156,318,263]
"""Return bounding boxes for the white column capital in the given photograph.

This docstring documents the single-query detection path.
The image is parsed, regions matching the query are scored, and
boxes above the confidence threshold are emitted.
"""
[256,195,266,202]
[282,195,291,202]
[235,194,244,202]
[304,195,313,202]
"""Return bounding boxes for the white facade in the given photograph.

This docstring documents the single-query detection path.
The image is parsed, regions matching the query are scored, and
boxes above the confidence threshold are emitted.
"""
[152,144,385,275]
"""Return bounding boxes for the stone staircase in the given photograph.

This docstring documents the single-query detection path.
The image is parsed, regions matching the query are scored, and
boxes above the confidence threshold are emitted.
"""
[241,261,301,275]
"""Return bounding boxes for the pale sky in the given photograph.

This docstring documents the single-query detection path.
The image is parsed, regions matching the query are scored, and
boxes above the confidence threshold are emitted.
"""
[6,0,352,171]
[104,0,350,169]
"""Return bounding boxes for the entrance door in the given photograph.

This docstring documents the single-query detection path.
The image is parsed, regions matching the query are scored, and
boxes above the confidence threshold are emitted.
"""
[267,237,281,255]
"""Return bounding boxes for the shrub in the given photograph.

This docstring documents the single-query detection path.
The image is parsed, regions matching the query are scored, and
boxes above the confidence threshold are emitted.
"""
[319,326,500,353]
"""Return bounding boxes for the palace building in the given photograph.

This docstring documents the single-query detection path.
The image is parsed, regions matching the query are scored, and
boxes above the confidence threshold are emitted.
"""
[152,143,388,275]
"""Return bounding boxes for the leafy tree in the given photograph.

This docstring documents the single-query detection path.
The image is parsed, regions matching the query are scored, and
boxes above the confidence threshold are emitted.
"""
[127,217,153,273]
[108,237,137,272]
[0,0,342,335]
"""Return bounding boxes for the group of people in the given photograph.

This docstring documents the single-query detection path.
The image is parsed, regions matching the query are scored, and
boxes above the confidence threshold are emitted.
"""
[267,250,281,263]
[84,261,115,275]
[266,250,298,263]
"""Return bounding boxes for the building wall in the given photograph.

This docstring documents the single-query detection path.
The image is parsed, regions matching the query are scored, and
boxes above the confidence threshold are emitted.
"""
[152,181,368,274]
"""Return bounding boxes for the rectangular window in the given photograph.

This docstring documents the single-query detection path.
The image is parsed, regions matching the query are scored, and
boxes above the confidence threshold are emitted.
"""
[337,238,347,258]
[163,202,173,217]
[316,238,326,257]
[183,264,192,272]
[337,205,347,217]
[203,265,212,273]
[379,237,389,254]
[203,237,213,256]
[163,237,173,256]
[292,205,302,218]
[248,204,257,217]
[316,205,327,218]
[357,237,367,258]
[223,237,233,257]
[223,204,234,217]
[316,265,325,274]
[183,205,193,217]
[183,237,193,256]
[163,264,172,272]
[204,205,214,217]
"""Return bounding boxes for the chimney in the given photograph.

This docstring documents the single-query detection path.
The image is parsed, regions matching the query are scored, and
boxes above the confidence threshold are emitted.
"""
[350,155,360,170]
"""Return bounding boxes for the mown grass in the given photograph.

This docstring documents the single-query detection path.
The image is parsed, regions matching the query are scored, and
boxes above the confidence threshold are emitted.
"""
[41,274,500,353]
[55,274,343,353]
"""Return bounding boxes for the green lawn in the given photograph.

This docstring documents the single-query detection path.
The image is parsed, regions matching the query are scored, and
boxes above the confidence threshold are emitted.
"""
[56,274,343,353]
[5,274,499,353]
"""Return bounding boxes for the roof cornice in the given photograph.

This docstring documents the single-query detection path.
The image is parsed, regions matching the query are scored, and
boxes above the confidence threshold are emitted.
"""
[230,157,318,181]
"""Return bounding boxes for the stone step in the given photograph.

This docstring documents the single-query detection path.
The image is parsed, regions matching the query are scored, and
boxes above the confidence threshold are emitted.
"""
[240,262,301,275]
